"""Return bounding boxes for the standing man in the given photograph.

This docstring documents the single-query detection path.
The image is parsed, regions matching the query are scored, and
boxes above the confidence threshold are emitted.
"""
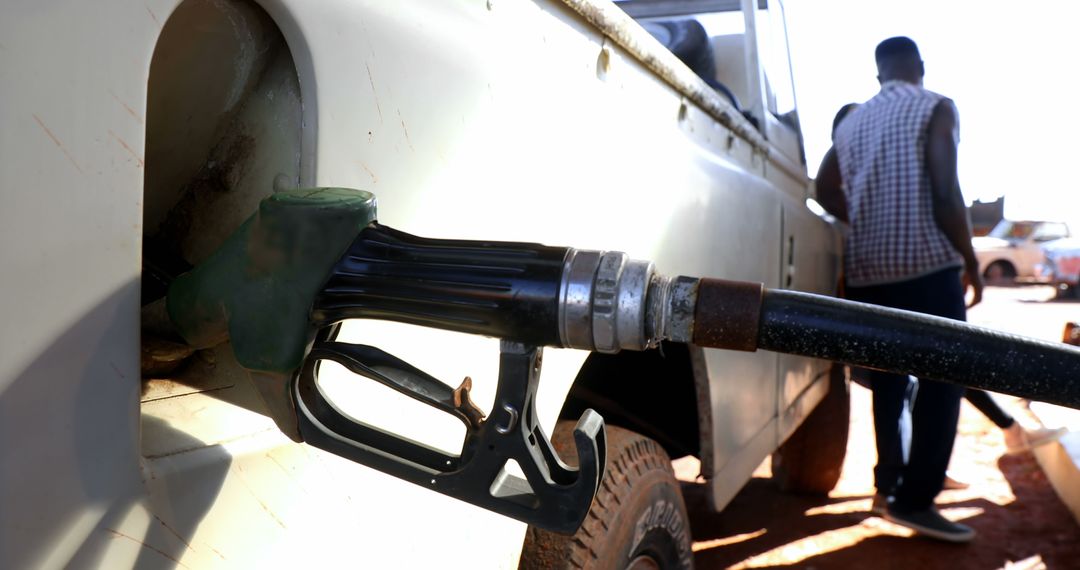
[815,36,984,543]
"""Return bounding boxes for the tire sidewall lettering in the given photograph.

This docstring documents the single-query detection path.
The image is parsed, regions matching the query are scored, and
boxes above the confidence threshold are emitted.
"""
[628,497,692,568]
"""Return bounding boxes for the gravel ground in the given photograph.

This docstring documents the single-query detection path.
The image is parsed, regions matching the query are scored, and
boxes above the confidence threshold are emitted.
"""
[676,285,1080,569]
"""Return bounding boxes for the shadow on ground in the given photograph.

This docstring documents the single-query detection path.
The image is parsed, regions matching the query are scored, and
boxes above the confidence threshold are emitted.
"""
[685,451,1079,569]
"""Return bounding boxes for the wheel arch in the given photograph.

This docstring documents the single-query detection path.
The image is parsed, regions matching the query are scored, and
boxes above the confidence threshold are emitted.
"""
[984,258,1017,276]
[557,342,711,466]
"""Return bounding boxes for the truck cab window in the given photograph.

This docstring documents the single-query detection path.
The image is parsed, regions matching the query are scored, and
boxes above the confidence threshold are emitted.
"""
[617,1,750,115]
[617,0,806,165]
[756,0,797,123]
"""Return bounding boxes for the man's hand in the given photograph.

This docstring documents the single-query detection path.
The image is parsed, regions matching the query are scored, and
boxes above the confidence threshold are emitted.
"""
[964,264,984,308]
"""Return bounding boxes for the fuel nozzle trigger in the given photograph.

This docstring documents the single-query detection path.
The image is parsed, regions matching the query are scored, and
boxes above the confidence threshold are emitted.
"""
[294,339,606,534]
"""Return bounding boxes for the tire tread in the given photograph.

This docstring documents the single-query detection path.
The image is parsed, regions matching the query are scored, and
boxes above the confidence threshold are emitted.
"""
[520,423,690,570]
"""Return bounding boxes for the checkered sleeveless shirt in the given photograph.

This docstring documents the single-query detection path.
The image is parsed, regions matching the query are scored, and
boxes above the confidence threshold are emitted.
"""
[833,81,964,286]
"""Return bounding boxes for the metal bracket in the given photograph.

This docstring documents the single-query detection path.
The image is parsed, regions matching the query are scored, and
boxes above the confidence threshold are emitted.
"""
[293,339,605,534]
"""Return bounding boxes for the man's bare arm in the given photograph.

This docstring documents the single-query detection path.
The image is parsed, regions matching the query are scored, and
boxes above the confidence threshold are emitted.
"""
[926,99,983,307]
[814,146,848,223]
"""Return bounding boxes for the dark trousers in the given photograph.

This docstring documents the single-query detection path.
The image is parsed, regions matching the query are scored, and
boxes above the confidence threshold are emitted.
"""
[846,267,967,511]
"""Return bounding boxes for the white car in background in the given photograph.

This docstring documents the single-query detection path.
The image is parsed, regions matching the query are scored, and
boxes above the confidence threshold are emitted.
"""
[1037,238,1080,297]
[974,220,1071,283]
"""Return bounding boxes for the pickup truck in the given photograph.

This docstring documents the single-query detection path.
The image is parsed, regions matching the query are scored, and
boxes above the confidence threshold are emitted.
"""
[0,0,845,567]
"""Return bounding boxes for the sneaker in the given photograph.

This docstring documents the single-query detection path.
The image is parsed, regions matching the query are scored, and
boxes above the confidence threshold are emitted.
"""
[885,506,976,543]
[1004,424,1067,455]
[870,493,889,516]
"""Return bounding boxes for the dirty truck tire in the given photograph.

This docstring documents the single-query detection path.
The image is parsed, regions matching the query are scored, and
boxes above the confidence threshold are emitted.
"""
[772,363,850,495]
[520,423,693,570]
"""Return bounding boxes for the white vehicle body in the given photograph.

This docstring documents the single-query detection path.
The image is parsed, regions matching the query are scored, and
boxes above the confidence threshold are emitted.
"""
[0,0,839,567]
[974,219,1071,282]
[1037,237,1080,293]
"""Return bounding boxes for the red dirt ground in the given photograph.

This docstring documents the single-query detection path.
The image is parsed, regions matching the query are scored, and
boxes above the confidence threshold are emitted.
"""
[675,383,1080,569]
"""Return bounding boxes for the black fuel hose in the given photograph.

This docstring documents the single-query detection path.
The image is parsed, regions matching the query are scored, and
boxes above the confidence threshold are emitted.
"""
[757,289,1080,409]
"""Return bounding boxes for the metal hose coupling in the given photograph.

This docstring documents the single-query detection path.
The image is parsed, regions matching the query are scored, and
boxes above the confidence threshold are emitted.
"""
[556,251,768,355]
[557,249,669,353]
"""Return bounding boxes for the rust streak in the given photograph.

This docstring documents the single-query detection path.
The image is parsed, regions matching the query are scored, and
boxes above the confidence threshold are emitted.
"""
[153,515,196,553]
[235,471,288,530]
[105,529,190,569]
[358,161,378,184]
[308,447,356,506]
[208,545,228,561]
[397,109,415,152]
[109,90,144,125]
[253,495,288,530]
[264,452,312,495]
[145,5,162,29]
[108,129,145,168]
[32,114,84,174]
[365,63,383,123]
